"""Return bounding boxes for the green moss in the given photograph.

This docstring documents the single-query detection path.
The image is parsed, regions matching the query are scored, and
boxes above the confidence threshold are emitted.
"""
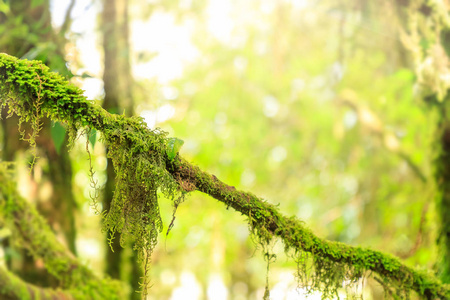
[0,266,76,300]
[1,53,449,299]
[0,163,124,299]
[98,115,183,295]
[0,53,185,296]
[168,158,450,299]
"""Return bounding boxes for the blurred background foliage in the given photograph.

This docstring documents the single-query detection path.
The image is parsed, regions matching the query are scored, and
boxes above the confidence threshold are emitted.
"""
[0,0,444,299]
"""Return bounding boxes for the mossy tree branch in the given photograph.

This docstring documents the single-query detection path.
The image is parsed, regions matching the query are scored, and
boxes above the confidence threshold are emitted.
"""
[1,53,449,299]
[0,267,73,300]
[0,163,124,299]
[168,157,449,299]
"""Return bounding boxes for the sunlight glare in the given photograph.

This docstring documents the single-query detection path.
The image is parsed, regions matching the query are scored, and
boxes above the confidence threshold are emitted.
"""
[207,273,228,300]
[132,12,198,83]
[206,0,233,42]
[171,271,202,300]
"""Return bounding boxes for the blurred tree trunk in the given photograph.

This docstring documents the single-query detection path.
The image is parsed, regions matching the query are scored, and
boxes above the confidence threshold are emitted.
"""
[350,0,450,284]
[102,0,122,281]
[434,108,450,283]
[0,0,77,286]
[102,0,140,296]
[433,23,450,286]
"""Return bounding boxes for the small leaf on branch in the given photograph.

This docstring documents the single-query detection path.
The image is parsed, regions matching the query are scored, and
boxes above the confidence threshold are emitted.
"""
[166,137,184,161]
[50,121,66,154]
[89,128,97,148]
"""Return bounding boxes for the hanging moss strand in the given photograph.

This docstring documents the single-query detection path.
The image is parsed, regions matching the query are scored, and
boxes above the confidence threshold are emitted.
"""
[1,53,449,299]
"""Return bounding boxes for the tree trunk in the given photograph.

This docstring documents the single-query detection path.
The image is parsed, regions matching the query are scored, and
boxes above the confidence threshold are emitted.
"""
[0,0,77,286]
[102,0,140,293]
[435,110,450,283]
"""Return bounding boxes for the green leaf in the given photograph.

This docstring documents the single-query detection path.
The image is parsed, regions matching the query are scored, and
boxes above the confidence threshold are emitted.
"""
[80,72,94,79]
[89,129,97,148]
[166,137,184,161]
[51,122,66,154]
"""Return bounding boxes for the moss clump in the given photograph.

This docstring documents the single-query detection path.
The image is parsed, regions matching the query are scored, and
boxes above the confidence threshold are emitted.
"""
[0,54,94,144]
[1,53,449,299]
[0,53,185,295]
[99,115,183,295]
[0,162,124,299]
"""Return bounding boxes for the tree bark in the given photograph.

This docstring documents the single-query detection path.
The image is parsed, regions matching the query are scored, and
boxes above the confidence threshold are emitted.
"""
[1,54,448,298]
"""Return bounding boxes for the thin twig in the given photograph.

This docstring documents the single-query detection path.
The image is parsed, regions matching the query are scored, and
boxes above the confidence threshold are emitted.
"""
[59,0,76,36]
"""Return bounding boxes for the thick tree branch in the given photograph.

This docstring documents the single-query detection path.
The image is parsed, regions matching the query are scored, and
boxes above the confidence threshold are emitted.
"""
[0,267,72,300]
[0,163,123,299]
[168,157,448,299]
[0,53,449,299]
